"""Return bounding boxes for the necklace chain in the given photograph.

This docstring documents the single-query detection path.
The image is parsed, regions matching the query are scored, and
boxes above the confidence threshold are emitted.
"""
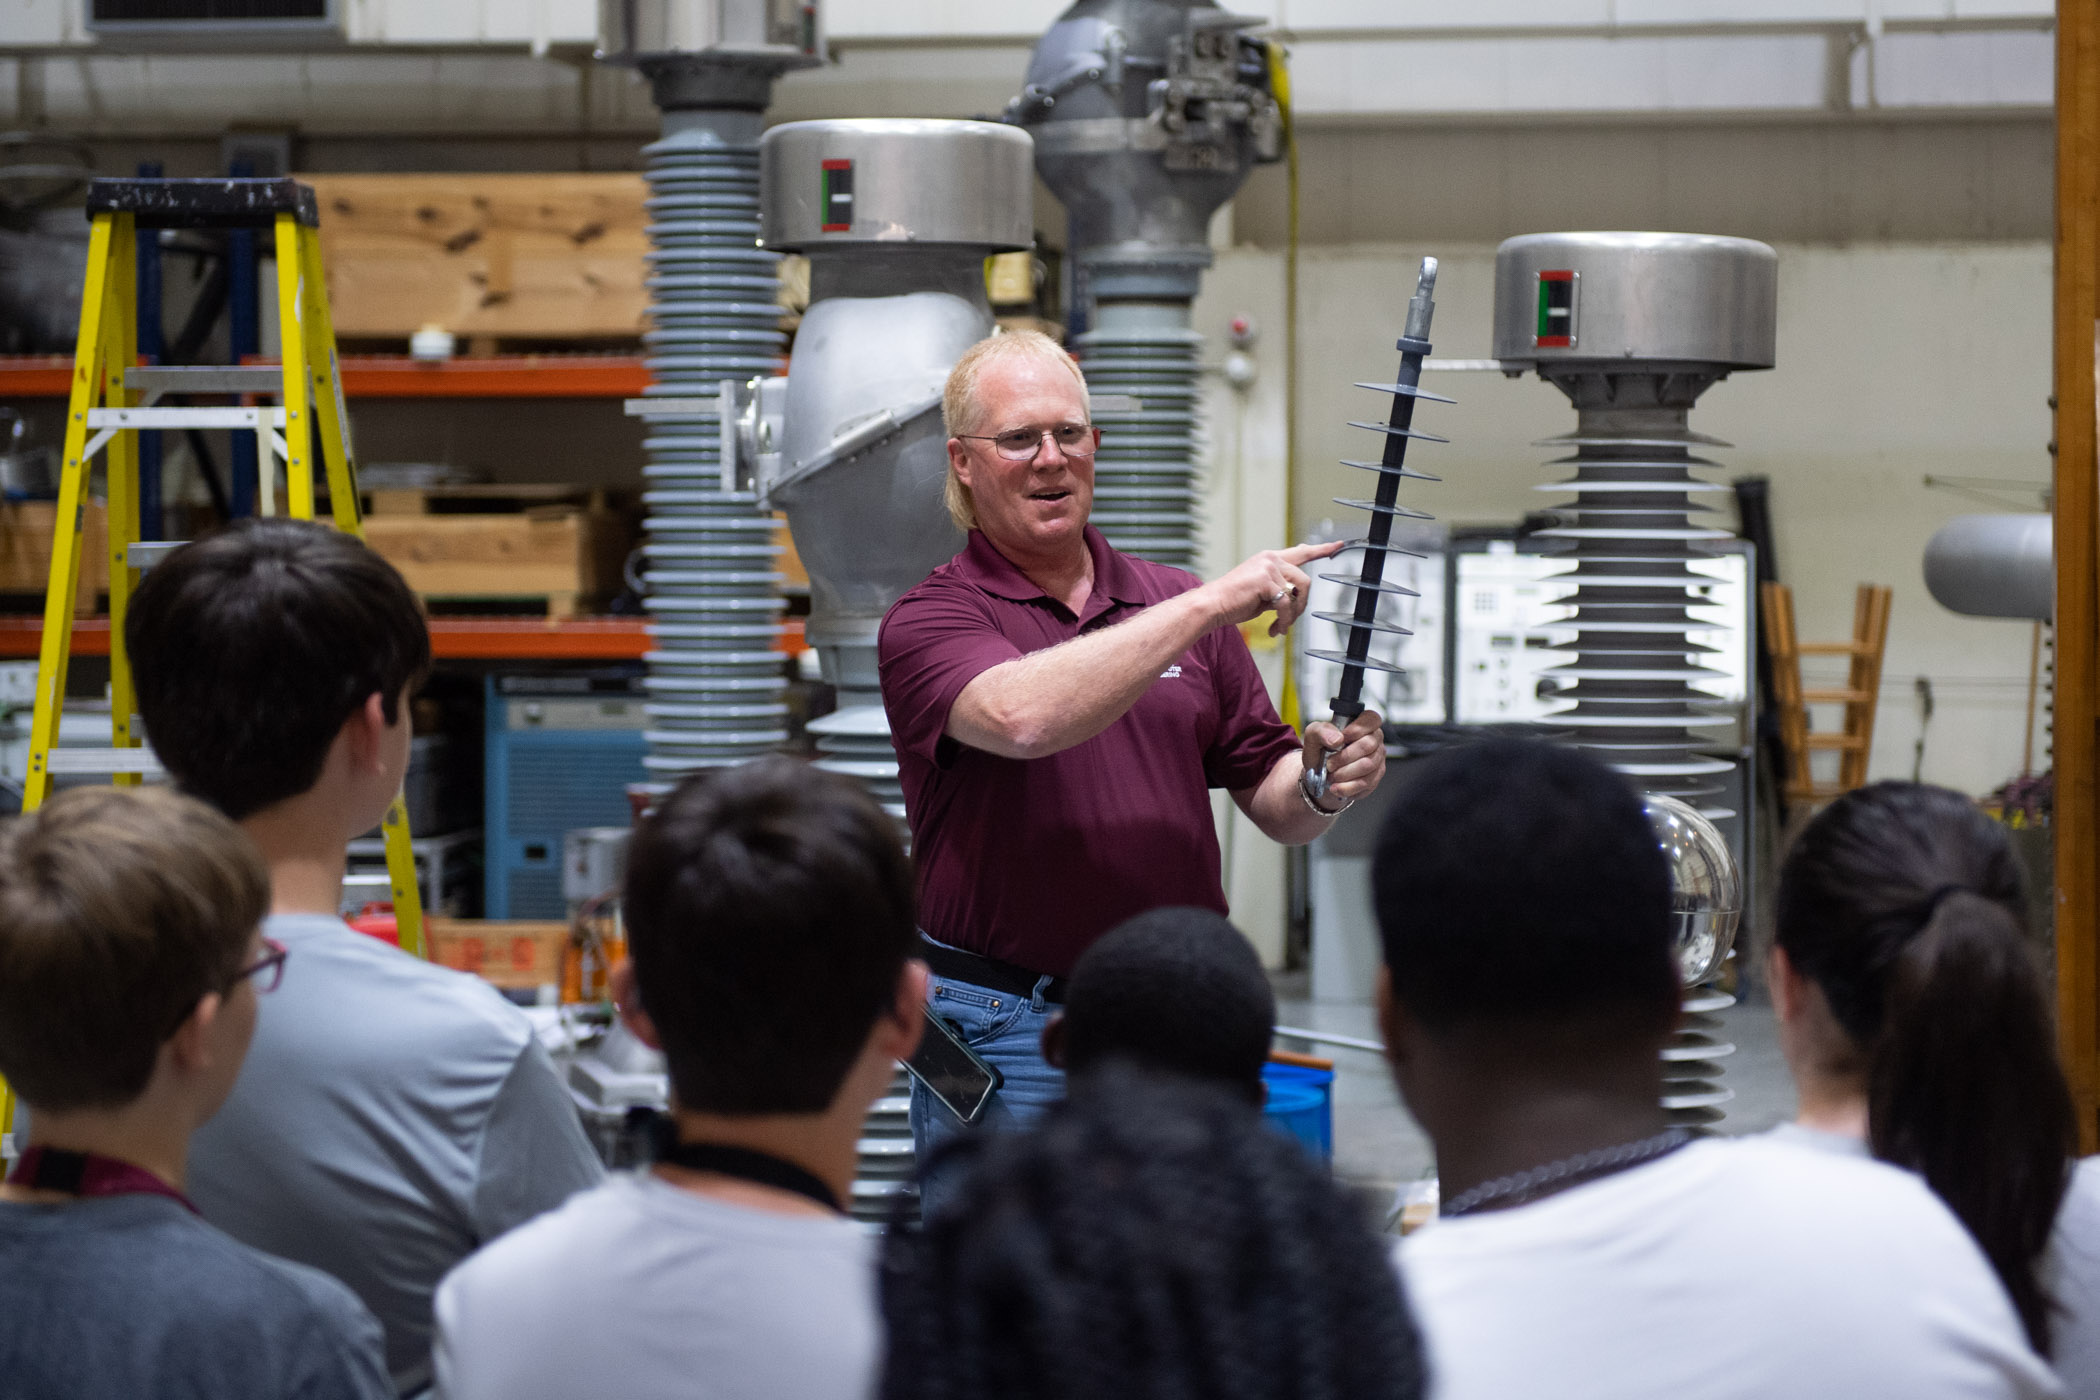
[1441,1126,1693,1219]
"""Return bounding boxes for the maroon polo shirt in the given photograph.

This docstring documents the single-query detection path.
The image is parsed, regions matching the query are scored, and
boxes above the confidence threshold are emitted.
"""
[878,526,1299,977]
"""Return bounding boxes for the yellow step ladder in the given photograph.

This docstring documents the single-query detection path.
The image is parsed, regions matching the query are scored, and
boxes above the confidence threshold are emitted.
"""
[21,175,426,950]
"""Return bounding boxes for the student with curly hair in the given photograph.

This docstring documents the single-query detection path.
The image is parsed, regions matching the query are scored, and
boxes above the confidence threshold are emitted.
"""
[1039,904,1276,1105]
[881,1065,1425,1400]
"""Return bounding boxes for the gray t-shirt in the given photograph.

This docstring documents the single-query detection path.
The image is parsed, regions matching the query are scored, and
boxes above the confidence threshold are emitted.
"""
[188,913,606,1394]
[433,1172,880,1400]
[0,1192,392,1400]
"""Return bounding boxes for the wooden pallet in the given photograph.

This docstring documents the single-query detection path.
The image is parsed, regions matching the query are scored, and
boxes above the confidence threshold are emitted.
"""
[362,482,609,517]
[363,503,632,622]
[302,174,650,342]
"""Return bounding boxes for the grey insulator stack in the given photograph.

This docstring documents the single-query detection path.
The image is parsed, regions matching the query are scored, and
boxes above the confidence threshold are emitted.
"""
[637,112,791,784]
[598,1,821,789]
[1494,232,1778,1128]
[1078,306,1204,568]
[1013,0,1282,569]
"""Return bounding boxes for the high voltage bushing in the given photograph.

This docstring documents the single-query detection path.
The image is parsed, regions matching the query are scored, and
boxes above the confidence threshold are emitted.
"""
[732,119,1036,817]
[602,1,820,789]
[1012,0,1282,568]
[1494,231,1775,1127]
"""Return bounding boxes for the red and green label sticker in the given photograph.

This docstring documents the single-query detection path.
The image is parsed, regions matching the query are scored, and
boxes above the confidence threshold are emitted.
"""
[821,159,853,233]
[1536,269,1576,348]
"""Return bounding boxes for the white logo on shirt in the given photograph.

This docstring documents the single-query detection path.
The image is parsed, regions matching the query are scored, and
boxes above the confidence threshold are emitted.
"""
[1160,664,1183,679]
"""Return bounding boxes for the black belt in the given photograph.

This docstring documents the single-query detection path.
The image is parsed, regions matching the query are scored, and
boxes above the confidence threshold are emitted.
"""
[919,936,1067,1005]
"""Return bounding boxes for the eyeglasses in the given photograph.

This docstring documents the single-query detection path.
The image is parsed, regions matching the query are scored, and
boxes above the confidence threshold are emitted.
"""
[956,423,1098,462]
[229,937,289,995]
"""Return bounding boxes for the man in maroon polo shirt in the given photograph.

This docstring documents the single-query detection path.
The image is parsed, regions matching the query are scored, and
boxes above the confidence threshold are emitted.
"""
[878,330,1387,1189]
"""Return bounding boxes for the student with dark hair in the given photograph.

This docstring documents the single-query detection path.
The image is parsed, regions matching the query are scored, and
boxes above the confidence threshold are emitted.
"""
[1773,781,2100,1390]
[1041,905,1276,1104]
[0,786,390,1400]
[129,519,604,1395]
[881,1064,1425,1400]
[1377,738,2059,1400]
[433,756,925,1400]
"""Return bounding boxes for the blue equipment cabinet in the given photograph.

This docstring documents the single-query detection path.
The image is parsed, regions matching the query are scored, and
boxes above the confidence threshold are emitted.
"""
[484,671,647,919]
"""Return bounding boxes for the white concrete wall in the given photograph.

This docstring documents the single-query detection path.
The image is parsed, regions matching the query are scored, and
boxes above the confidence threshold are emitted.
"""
[1198,239,2052,800]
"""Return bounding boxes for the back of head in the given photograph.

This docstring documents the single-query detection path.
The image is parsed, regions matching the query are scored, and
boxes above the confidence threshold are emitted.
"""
[127,518,430,820]
[623,755,917,1115]
[1061,906,1274,1102]
[1371,738,1676,1039]
[940,329,1090,532]
[1777,780,2074,1354]
[0,786,269,1111]
[882,1065,1425,1400]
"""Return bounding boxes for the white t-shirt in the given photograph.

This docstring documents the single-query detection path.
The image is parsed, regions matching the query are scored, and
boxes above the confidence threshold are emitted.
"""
[1772,1122,2100,1400]
[2047,1160,2100,1399]
[187,913,607,1394]
[432,1171,881,1400]
[1396,1136,2062,1400]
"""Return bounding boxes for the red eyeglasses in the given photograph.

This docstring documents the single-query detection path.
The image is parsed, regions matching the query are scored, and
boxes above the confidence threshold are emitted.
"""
[229,937,289,995]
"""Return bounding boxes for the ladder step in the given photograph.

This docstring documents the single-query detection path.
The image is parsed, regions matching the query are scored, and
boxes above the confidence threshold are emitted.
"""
[87,406,284,431]
[1803,733,1868,751]
[1800,687,1871,704]
[87,176,319,230]
[126,365,285,395]
[45,747,167,778]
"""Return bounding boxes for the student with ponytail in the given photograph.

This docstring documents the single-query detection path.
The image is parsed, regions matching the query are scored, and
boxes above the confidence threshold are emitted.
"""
[1774,780,2100,1390]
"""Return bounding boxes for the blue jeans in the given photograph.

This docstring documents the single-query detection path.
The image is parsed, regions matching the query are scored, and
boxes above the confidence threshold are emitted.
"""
[909,970,1066,1218]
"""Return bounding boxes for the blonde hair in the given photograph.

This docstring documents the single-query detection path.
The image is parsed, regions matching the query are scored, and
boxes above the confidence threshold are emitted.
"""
[0,785,269,1110]
[942,329,1090,533]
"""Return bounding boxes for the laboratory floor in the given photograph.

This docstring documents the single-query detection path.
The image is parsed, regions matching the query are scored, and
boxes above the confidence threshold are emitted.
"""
[1274,972,1799,1210]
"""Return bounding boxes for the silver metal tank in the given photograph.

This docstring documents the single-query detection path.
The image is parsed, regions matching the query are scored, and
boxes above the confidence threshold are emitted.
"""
[1924,513,2053,621]
[1011,0,1282,568]
[600,1,820,789]
[748,119,1035,813]
[1495,231,1777,1128]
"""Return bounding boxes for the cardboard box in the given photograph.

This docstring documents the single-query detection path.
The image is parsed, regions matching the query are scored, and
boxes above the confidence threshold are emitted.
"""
[427,917,567,990]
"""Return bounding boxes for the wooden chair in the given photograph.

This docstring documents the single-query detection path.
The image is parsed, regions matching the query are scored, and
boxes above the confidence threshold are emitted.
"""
[1759,582,1893,807]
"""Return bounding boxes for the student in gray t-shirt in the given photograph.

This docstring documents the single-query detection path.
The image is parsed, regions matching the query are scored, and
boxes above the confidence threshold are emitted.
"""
[126,521,606,1395]
[0,786,390,1400]
[435,757,928,1400]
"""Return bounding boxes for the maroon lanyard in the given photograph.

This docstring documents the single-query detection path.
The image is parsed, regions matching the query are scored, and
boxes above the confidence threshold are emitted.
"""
[7,1146,199,1215]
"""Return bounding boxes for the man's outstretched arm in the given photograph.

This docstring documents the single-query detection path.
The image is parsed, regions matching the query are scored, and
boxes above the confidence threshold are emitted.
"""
[946,542,1342,760]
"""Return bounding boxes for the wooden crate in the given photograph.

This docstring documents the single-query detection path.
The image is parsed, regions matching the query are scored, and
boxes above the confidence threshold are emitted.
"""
[302,174,650,341]
[0,500,108,615]
[363,506,632,620]
[427,917,567,990]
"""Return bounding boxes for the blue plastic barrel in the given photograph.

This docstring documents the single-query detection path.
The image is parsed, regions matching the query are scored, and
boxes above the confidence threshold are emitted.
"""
[1261,1062,1335,1158]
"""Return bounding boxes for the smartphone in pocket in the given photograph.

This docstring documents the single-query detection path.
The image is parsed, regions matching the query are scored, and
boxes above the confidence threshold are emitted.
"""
[905,1006,1006,1125]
